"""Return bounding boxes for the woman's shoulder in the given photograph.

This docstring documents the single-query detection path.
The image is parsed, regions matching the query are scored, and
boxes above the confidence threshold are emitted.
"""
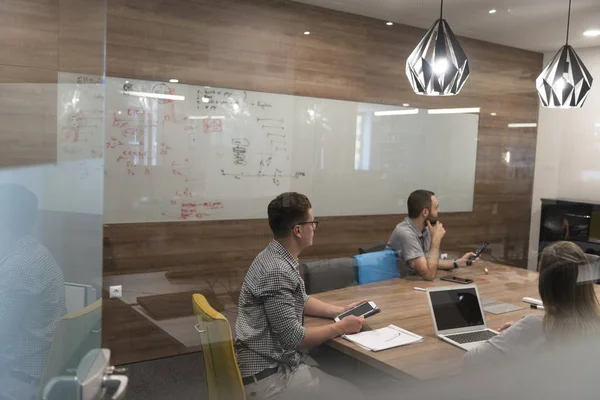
[490,314,545,349]
[511,314,544,330]
[464,314,545,367]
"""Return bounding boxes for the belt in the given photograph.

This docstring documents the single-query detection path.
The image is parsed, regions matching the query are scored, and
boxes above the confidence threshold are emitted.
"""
[242,367,279,386]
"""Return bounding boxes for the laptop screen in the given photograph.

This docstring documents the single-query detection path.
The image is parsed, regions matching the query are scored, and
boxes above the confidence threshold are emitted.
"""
[429,287,484,331]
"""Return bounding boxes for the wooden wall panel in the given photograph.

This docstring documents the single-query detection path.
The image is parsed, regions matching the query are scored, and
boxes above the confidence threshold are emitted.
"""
[58,0,106,76]
[0,0,59,167]
[103,0,542,364]
[0,0,59,70]
[0,80,58,167]
[0,0,106,167]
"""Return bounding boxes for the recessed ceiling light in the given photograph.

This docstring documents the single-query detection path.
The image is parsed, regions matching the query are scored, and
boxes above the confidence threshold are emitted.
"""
[304,31,311,35]
[386,22,393,26]
[508,123,537,128]
[489,9,497,14]
[427,107,481,114]
[120,90,185,101]
[169,79,179,83]
[583,29,600,37]
[374,109,419,116]
[402,103,410,107]
[490,112,497,116]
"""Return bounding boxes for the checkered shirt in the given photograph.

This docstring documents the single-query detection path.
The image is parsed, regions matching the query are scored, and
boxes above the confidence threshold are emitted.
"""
[0,235,67,382]
[235,240,309,377]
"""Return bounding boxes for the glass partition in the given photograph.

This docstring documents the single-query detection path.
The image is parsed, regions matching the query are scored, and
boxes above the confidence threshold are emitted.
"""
[0,0,106,398]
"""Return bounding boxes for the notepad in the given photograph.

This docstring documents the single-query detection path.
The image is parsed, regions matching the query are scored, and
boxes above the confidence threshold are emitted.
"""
[481,298,525,315]
[343,325,423,352]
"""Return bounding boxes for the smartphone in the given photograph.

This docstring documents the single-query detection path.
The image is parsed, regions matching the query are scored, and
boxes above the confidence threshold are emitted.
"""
[440,276,474,284]
[467,242,489,265]
[334,301,380,322]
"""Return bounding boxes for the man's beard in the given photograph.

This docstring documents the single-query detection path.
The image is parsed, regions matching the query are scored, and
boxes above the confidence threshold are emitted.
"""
[426,214,438,225]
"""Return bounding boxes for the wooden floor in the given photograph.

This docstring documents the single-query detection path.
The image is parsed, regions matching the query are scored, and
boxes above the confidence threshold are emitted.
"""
[102,291,191,365]
[103,272,240,363]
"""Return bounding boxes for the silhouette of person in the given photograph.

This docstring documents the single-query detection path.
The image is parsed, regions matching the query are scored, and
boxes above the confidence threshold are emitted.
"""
[0,184,66,400]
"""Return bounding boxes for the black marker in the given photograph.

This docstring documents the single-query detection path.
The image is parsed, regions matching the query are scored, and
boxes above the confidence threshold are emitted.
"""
[530,304,545,310]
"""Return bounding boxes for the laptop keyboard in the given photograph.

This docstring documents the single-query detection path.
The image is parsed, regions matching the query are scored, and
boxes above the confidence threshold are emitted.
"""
[446,330,497,344]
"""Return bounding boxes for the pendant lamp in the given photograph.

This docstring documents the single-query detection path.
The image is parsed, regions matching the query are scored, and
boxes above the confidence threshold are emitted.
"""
[536,0,593,108]
[406,0,470,96]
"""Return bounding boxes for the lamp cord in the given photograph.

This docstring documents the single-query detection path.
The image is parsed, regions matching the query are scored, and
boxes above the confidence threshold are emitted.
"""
[440,0,444,20]
[566,0,572,44]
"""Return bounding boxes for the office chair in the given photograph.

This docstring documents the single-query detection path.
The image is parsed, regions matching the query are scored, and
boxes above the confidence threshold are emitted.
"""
[354,249,400,284]
[193,294,245,400]
[39,299,103,399]
[584,253,600,284]
[302,257,357,294]
[358,243,387,254]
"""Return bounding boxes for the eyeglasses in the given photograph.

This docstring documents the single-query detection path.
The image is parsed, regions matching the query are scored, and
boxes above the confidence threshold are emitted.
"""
[296,220,319,230]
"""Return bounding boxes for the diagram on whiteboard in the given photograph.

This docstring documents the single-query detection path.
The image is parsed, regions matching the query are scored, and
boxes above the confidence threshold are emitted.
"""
[57,76,105,163]
[218,115,306,187]
[58,73,477,224]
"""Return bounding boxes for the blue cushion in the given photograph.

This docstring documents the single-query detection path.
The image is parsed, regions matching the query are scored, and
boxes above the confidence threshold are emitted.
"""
[355,249,400,284]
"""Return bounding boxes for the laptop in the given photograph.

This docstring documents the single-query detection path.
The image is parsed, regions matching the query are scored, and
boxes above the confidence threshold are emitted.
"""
[426,284,498,351]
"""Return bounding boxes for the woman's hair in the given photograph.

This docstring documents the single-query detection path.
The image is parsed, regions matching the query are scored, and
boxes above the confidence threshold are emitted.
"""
[538,241,600,340]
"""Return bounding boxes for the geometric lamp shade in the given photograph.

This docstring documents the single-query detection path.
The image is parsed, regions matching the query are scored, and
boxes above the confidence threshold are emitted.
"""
[536,45,594,108]
[406,19,470,96]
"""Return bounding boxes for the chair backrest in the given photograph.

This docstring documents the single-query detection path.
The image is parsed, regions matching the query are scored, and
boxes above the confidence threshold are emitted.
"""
[39,299,102,398]
[354,249,400,284]
[585,253,600,264]
[65,282,97,314]
[358,243,387,254]
[302,257,357,294]
[193,294,245,400]
[585,253,600,283]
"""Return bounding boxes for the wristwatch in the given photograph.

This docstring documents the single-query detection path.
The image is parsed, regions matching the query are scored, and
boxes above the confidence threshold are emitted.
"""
[453,259,459,269]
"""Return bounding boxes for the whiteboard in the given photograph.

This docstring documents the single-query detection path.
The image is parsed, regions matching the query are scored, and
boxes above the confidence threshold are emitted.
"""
[57,73,478,223]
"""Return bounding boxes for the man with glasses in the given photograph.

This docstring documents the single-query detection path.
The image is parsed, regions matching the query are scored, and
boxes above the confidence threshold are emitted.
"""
[235,192,365,400]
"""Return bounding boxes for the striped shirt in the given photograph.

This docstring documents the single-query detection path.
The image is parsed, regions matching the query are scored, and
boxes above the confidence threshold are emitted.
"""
[0,235,67,382]
[235,240,309,377]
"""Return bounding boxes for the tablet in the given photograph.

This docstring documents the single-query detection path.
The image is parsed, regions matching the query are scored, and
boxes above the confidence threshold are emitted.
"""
[333,301,380,322]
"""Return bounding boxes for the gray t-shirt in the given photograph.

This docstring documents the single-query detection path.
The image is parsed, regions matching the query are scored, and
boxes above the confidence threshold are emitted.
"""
[386,217,432,276]
[463,315,545,368]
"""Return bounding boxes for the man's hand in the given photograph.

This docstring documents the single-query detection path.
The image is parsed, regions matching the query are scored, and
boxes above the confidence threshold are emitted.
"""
[344,300,367,312]
[456,252,478,268]
[498,321,514,332]
[337,315,365,335]
[427,220,446,242]
[330,300,368,320]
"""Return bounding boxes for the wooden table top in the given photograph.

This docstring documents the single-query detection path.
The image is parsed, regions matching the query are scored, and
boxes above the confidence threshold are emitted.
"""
[305,262,548,380]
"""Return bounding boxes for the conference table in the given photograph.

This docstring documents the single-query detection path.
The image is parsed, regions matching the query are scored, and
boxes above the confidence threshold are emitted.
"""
[305,262,549,381]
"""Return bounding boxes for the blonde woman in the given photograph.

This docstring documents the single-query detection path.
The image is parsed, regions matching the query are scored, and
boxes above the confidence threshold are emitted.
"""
[464,241,600,366]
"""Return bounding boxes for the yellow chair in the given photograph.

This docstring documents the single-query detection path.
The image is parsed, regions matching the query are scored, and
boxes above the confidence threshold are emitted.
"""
[38,299,102,399]
[193,294,246,400]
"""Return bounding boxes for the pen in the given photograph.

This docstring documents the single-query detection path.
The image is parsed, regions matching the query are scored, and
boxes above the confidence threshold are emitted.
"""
[413,287,426,292]
[385,332,402,342]
[530,304,545,310]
